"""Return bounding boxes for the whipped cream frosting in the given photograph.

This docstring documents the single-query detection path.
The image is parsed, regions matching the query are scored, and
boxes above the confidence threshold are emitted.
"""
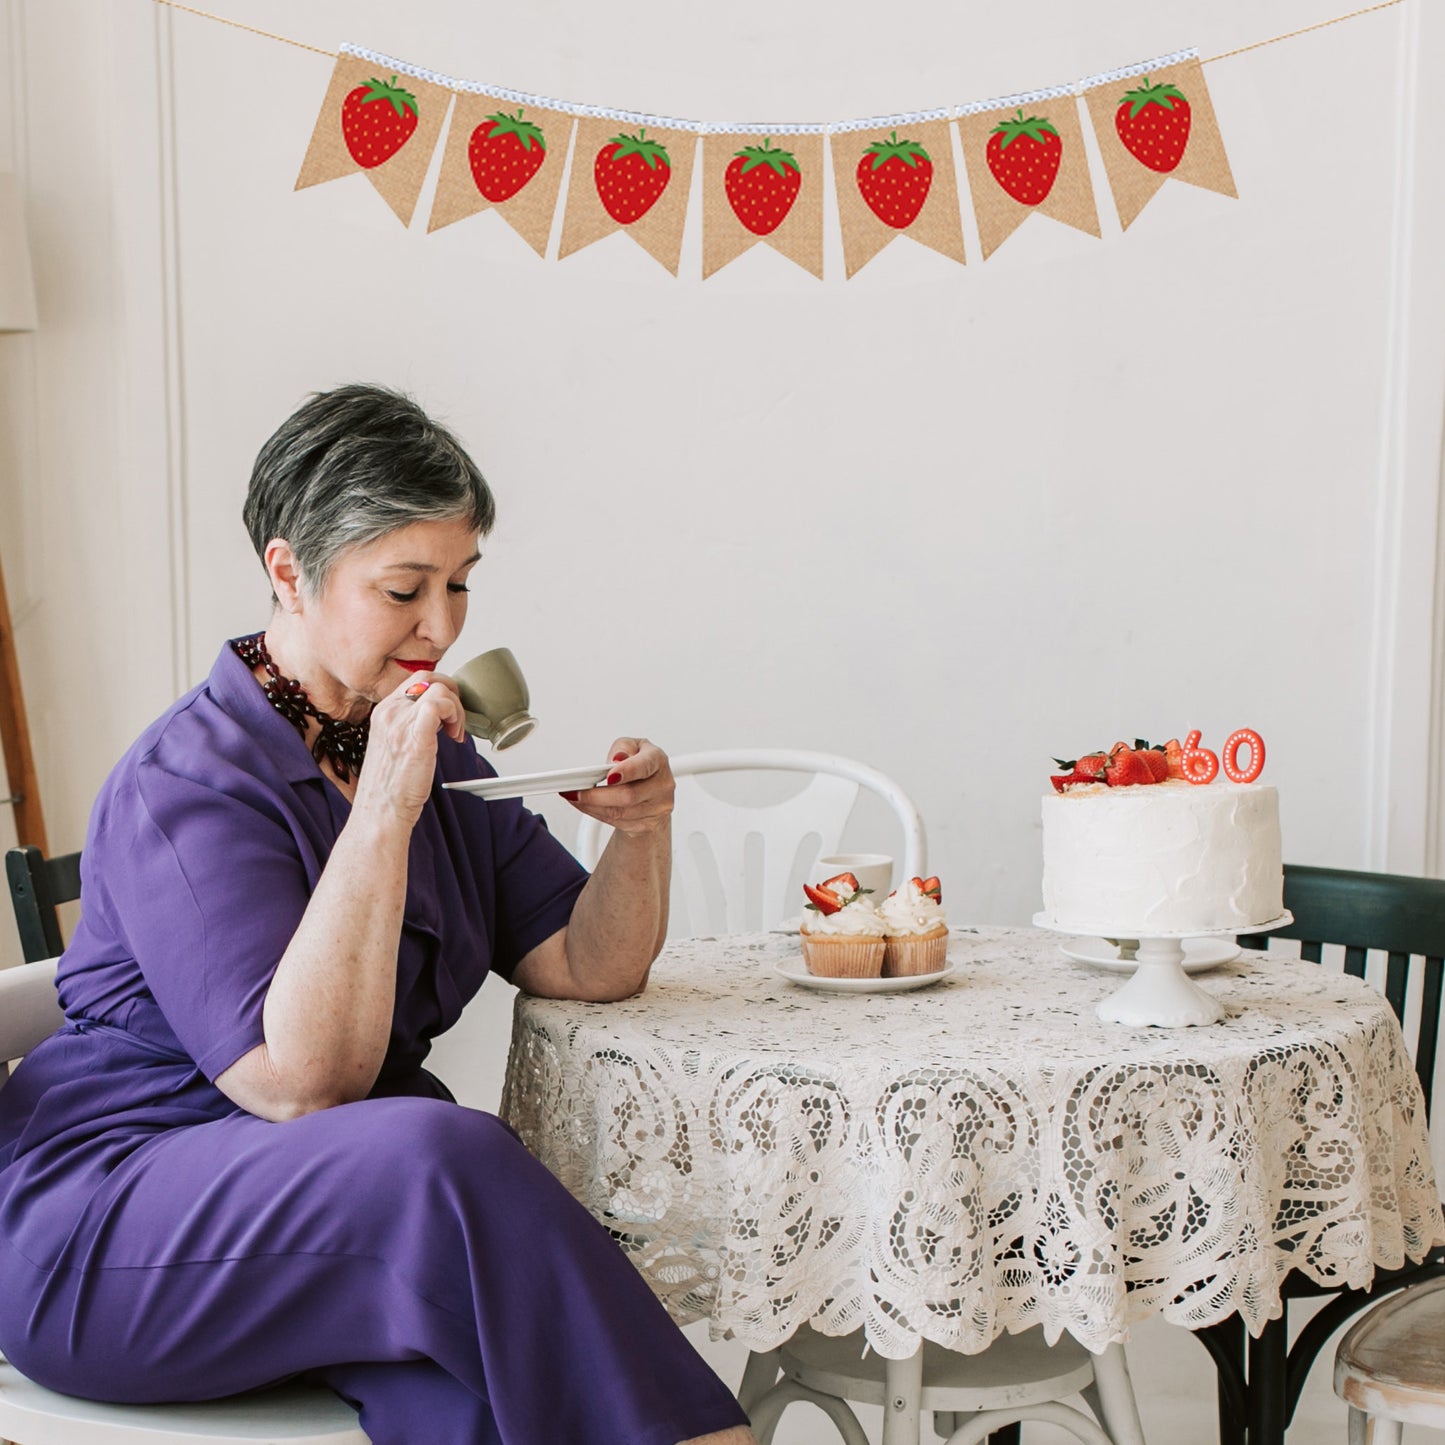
[802,895,887,937]
[879,880,947,936]
[1040,780,1282,935]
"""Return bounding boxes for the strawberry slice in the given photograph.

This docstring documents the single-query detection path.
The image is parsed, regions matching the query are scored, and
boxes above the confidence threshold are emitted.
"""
[1052,751,1108,780]
[1139,748,1170,783]
[913,876,942,902]
[821,871,861,894]
[1162,738,1186,780]
[803,883,842,915]
[1103,748,1156,787]
[1050,760,1107,791]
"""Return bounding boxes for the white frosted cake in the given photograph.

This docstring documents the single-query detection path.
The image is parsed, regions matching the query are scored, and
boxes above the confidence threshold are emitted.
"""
[1041,780,1282,935]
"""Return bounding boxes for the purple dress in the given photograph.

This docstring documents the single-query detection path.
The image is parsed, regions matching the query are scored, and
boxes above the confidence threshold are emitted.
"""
[0,643,746,1445]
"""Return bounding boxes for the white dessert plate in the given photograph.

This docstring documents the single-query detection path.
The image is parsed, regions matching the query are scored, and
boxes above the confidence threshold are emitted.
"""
[773,957,956,994]
[1061,937,1241,973]
[443,764,610,800]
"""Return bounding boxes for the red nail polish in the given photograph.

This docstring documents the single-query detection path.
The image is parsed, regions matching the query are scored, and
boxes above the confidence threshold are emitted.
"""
[612,753,628,762]
[607,772,622,786]
[560,791,579,802]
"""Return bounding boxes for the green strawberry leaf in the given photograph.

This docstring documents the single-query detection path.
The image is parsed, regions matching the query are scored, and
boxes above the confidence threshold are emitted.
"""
[363,75,419,121]
[607,128,671,171]
[734,136,801,177]
[864,130,931,171]
[990,109,1060,151]
[1119,79,1188,119]
[484,108,546,153]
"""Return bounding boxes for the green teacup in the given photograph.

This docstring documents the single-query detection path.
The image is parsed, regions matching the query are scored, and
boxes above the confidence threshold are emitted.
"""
[452,647,536,750]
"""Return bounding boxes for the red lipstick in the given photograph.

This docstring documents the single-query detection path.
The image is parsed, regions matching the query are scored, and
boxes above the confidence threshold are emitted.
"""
[396,660,438,673]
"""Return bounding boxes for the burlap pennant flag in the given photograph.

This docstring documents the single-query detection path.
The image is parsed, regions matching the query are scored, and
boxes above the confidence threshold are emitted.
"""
[295,53,453,227]
[558,118,698,275]
[1082,55,1237,231]
[830,119,965,278]
[958,91,1100,259]
[427,93,576,255]
[701,132,825,280]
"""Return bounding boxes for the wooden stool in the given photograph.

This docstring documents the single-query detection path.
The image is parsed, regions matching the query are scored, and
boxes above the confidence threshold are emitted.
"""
[1333,1277,1445,1445]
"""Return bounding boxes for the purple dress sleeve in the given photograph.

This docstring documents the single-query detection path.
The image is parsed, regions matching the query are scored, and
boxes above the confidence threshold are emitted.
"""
[434,735,590,981]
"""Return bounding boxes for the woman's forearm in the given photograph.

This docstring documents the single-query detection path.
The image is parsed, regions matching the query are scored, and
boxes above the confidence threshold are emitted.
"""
[217,809,411,1120]
[512,738,676,1003]
[558,823,671,1000]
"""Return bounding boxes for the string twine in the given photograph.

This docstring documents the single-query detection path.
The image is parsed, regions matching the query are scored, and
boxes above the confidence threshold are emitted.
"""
[152,0,333,55]
[150,0,1406,111]
[1204,0,1404,62]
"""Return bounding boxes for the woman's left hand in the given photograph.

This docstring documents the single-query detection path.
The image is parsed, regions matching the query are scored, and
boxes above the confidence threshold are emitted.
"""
[564,738,674,837]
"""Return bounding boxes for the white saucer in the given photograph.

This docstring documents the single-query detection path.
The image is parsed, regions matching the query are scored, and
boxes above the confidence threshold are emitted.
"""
[443,764,610,800]
[1061,937,1241,973]
[773,957,956,994]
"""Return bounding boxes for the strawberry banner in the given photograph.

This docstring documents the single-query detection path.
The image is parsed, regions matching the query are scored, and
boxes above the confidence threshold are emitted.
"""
[831,117,967,278]
[292,42,1244,277]
[1081,56,1237,230]
[957,89,1102,259]
[557,117,698,275]
[701,130,826,280]
[295,52,453,227]
[428,92,575,255]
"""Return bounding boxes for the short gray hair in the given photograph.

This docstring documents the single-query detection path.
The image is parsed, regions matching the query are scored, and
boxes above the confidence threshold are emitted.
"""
[243,383,496,594]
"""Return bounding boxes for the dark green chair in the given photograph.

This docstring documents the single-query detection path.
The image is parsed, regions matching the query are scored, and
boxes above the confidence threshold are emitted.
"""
[5,844,82,963]
[1196,864,1445,1445]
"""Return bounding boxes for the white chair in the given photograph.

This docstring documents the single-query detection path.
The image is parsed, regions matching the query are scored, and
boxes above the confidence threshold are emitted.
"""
[1333,1275,1445,1445]
[745,1323,1145,1445]
[0,957,369,1445]
[574,749,929,935]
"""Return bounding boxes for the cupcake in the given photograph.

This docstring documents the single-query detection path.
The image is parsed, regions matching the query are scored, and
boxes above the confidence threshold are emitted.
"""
[800,872,886,978]
[879,876,947,977]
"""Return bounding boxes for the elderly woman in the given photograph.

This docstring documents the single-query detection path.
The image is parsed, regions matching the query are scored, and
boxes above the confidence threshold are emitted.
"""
[0,385,755,1445]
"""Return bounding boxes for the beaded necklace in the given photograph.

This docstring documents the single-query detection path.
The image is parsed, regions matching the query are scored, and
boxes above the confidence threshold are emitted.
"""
[231,632,369,783]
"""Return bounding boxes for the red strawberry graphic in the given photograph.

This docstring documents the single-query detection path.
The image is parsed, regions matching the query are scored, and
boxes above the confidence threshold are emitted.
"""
[986,110,1062,206]
[855,131,933,229]
[340,74,419,170]
[468,109,547,202]
[724,137,802,236]
[1114,78,1192,174]
[594,129,672,225]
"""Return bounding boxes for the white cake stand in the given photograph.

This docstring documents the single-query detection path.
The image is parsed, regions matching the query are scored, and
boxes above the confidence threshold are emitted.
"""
[1032,911,1293,1028]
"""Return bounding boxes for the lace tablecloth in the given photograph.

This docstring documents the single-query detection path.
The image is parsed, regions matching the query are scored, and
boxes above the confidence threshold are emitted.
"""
[500,927,1444,1358]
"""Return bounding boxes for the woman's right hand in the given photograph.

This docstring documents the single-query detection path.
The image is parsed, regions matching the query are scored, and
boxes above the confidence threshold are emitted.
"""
[352,674,467,827]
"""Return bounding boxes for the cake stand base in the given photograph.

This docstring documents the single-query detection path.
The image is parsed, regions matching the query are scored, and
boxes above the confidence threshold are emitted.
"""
[1093,936,1223,1027]
[1032,912,1292,1029]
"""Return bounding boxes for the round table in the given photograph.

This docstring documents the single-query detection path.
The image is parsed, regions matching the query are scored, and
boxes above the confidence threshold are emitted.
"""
[500,926,1444,1360]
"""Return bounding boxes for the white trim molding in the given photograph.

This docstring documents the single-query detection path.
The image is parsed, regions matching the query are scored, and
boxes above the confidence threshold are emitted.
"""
[1367,0,1445,874]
